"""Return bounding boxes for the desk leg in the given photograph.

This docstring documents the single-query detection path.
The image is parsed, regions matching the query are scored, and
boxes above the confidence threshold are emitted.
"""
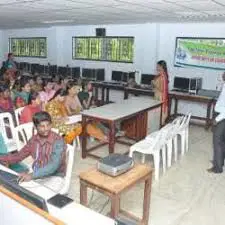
[168,96,172,119]
[142,175,152,225]
[82,116,87,159]
[80,181,88,206]
[95,87,99,102]
[106,88,110,103]
[111,195,120,218]
[124,89,128,99]
[174,98,178,117]
[101,87,105,105]
[109,122,116,154]
[205,101,212,130]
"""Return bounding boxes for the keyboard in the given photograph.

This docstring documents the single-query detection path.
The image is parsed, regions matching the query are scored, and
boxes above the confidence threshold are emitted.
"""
[0,169,19,184]
[172,89,189,93]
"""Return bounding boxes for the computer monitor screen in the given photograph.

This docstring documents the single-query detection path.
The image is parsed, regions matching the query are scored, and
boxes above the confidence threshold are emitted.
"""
[128,72,135,79]
[57,67,67,75]
[96,69,105,81]
[82,68,94,79]
[72,67,80,79]
[112,71,122,81]
[44,65,49,74]
[0,171,48,212]
[122,72,128,82]
[141,74,155,85]
[31,64,40,74]
[173,77,189,90]
[49,65,57,76]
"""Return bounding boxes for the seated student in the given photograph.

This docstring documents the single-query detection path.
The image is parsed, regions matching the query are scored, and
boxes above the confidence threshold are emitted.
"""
[52,75,63,91]
[64,81,82,116]
[78,81,93,109]
[19,91,41,124]
[39,79,55,109]
[0,84,14,114]
[65,82,108,142]
[0,111,67,182]
[45,88,82,144]
[13,77,31,108]
[32,75,43,92]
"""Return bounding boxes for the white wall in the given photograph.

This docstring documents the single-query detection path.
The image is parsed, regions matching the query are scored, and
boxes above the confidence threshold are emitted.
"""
[56,23,158,81]
[1,23,158,80]
[158,23,225,90]
[1,22,225,88]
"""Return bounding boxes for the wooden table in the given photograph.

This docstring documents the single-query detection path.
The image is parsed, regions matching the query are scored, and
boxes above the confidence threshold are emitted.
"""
[92,81,125,105]
[81,98,162,159]
[168,91,217,129]
[79,164,153,225]
[124,87,154,99]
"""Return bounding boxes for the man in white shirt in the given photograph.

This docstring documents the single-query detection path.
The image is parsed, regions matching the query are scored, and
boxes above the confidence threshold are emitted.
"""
[208,72,225,173]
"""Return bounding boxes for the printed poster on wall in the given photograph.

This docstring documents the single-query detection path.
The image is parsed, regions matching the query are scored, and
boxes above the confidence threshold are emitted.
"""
[174,37,225,70]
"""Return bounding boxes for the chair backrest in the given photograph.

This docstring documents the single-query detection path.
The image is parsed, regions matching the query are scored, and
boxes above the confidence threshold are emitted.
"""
[14,107,25,126]
[59,144,74,195]
[179,113,191,130]
[14,122,35,150]
[0,112,16,142]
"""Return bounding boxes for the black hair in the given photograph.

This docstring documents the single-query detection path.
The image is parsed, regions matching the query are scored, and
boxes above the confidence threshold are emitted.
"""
[66,80,78,91]
[157,60,169,83]
[19,77,30,90]
[49,88,67,101]
[28,91,39,105]
[0,84,9,93]
[33,111,52,127]
[8,53,13,58]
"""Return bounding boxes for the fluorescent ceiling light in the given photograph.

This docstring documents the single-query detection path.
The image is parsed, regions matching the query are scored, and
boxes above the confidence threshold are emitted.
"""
[42,20,74,24]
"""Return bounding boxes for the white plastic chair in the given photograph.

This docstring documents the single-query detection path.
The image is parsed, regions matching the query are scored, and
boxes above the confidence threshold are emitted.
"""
[0,112,17,152]
[166,116,185,167]
[14,122,35,150]
[130,124,172,181]
[36,144,75,195]
[14,107,25,126]
[176,113,191,155]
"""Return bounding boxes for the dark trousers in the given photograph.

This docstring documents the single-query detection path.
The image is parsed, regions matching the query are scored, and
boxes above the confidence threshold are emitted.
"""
[212,119,225,172]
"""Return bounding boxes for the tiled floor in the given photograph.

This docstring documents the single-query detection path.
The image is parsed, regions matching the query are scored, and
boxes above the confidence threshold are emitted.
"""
[68,125,225,225]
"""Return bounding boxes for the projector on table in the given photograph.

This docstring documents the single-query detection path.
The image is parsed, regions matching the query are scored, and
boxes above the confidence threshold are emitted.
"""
[97,154,134,177]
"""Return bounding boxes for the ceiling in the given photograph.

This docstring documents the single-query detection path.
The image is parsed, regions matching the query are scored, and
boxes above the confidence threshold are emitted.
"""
[1,0,225,29]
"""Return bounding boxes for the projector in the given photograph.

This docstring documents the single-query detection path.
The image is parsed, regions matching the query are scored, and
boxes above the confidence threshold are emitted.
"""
[97,154,134,177]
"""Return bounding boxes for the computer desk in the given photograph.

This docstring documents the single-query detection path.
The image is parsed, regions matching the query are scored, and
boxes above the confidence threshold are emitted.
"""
[0,164,115,225]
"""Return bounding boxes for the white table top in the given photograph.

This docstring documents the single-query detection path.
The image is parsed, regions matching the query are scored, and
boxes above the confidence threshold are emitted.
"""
[0,164,115,225]
[81,97,161,121]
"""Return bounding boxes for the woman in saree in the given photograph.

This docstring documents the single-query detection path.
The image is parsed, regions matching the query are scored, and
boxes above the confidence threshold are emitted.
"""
[64,81,108,143]
[152,60,169,126]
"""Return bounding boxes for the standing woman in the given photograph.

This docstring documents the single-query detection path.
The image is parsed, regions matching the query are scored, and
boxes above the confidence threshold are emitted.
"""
[152,60,169,126]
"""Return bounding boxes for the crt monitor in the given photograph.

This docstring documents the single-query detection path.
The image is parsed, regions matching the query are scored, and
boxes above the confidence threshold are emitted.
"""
[173,77,189,90]
[0,172,48,212]
[96,69,105,81]
[49,65,57,76]
[141,74,155,85]
[112,71,123,82]
[72,67,80,79]
[58,66,68,75]
[122,72,128,82]
[82,68,94,79]
[128,72,135,79]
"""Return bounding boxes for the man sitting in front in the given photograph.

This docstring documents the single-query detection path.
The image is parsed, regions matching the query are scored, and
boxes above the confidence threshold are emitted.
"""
[0,111,67,182]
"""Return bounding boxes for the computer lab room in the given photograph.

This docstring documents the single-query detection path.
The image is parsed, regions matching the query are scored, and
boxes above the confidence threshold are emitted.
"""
[0,0,225,225]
